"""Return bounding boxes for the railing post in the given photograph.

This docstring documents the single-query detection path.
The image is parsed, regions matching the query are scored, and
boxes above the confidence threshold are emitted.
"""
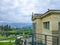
[57,37,59,45]
[45,35,47,45]
[32,33,34,45]
[24,39,26,45]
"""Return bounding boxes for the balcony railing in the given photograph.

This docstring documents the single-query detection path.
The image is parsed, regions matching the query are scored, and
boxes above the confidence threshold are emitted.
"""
[21,33,59,45]
[32,33,59,45]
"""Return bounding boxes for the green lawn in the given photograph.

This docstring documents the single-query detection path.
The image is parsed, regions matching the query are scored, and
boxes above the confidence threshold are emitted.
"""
[0,36,8,40]
[7,37,16,40]
[0,42,14,45]
[0,36,16,40]
[0,36,15,45]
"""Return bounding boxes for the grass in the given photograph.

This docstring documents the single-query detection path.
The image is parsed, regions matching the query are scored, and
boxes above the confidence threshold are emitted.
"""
[0,36,15,45]
[0,36,8,40]
[7,37,16,40]
[0,36,16,40]
[0,42,14,45]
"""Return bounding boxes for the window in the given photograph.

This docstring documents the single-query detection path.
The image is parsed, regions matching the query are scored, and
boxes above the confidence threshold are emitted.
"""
[33,23,36,33]
[43,22,50,29]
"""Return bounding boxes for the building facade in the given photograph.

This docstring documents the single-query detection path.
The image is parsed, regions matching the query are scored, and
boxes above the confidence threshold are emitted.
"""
[32,10,60,45]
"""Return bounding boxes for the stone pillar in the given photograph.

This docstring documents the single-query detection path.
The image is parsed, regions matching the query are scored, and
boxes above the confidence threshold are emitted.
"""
[58,22,60,45]
[51,20,58,45]
[35,19,42,44]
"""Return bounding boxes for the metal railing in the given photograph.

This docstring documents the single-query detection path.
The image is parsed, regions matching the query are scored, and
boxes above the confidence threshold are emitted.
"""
[15,33,59,45]
[32,33,59,45]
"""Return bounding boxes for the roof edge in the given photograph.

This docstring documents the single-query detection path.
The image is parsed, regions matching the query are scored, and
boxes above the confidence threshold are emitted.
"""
[32,10,60,21]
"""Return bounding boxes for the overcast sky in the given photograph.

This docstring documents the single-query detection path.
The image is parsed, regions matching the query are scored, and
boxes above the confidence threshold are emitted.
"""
[0,0,60,23]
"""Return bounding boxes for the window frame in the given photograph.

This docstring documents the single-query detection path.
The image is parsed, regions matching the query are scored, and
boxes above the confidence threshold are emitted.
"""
[43,21,50,30]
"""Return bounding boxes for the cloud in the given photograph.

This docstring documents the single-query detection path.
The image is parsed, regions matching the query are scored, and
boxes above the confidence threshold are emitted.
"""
[0,0,60,23]
[49,0,60,9]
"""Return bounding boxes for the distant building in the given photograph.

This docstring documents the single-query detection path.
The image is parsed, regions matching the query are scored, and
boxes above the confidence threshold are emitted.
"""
[0,27,2,33]
[0,26,3,33]
[32,10,60,45]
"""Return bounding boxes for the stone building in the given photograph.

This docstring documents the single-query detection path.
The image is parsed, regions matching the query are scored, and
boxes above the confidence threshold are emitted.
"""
[32,10,60,45]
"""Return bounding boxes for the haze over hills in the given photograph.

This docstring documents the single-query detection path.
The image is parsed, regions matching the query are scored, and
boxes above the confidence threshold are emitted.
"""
[0,23,33,28]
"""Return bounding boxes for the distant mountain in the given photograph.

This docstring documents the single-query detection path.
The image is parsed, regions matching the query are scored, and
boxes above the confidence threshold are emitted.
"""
[0,23,33,28]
